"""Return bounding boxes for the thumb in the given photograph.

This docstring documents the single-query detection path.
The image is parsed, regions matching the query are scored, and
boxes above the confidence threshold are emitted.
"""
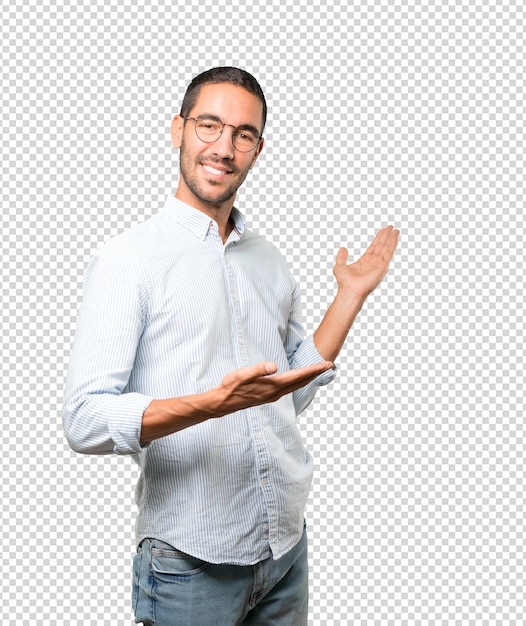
[226,361,278,386]
[263,362,278,375]
[335,247,349,266]
[247,361,278,378]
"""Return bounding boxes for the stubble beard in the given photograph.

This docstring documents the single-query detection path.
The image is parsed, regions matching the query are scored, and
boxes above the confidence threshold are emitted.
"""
[179,141,250,209]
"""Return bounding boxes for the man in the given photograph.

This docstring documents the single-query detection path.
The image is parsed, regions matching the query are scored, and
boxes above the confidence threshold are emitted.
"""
[63,67,399,625]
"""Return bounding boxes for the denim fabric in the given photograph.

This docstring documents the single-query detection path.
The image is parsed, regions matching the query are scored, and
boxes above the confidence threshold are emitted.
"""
[132,525,308,625]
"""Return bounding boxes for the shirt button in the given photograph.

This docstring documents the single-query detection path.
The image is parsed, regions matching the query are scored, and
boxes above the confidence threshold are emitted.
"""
[261,477,268,485]
[254,432,262,440]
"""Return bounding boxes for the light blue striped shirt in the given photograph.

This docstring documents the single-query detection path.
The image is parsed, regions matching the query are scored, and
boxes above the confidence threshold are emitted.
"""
[63,195,334,565]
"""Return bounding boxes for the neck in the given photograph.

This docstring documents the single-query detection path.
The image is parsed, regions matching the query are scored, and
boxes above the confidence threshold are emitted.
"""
[174,191,235,243]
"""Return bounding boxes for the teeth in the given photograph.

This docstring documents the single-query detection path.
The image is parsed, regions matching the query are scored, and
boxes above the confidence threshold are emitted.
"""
[203,164,227,176]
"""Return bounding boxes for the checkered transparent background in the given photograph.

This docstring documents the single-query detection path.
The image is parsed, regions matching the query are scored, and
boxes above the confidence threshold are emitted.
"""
[2,0,524,623]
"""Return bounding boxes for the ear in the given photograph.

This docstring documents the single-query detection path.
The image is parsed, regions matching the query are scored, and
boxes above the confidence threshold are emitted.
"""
[171,114,184,149]
[250,137,265,169]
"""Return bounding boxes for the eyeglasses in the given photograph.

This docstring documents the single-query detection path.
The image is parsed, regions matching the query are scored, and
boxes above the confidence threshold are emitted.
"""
[184,115,262,153]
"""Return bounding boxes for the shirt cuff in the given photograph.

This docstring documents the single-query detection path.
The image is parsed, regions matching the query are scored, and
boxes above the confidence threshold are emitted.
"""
[292,334,336,386]
[108,393,155,455]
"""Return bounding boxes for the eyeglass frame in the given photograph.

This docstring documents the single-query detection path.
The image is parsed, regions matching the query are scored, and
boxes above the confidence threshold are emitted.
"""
[182,115,263,153]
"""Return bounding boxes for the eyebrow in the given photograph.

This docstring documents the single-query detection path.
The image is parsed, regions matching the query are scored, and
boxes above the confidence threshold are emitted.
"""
[196,113,261,137]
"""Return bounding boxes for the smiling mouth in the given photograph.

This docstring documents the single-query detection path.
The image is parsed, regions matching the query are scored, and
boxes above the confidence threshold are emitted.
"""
[202,163,232,177]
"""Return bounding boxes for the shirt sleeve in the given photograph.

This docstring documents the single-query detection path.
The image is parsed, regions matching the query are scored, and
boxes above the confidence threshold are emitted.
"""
[286,284,336,415]
[62,239,154,455]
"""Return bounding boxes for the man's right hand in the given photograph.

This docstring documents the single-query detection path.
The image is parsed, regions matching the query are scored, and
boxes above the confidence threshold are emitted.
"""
[141,360,333,445]
[213,360,333,416]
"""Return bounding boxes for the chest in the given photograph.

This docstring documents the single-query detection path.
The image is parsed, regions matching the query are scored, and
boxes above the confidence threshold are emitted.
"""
[143,247,294,347]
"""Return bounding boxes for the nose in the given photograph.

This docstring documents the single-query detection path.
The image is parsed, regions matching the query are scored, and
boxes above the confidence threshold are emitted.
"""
[211,126,235,159]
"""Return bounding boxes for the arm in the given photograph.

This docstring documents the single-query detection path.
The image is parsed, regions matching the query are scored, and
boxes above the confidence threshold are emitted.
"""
[314,225,399,361]
[62,241,153,455]
[140,359,333,444]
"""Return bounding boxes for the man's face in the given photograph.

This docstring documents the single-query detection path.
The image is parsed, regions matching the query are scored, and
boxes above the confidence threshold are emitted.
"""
[172,83,265,213]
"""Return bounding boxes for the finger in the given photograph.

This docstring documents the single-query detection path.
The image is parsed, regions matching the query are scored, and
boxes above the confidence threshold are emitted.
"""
[271,374,321,397]
[368,226,399,258]
[274,365,334,396]
[292,361,334,378]
[335,247,349,266]
[231,361,278,383]
[383,225,400,245]
[230,359,328,388]
[269,361,334,387]
[372,225,393,248]
[382,226,400,256]
[263,362,279,375]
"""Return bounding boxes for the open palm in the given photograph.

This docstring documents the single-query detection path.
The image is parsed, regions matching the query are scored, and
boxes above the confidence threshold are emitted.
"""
[333,226,400,299]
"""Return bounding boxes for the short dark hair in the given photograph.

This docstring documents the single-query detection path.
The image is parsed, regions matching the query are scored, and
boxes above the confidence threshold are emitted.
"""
[180,67,267,132]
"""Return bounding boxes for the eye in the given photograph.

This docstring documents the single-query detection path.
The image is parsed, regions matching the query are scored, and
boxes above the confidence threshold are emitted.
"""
[235,131,257,143]
[196,118,222,133]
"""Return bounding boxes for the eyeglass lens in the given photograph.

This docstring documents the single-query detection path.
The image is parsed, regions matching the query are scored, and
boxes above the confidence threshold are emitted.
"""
[193,116,260,152]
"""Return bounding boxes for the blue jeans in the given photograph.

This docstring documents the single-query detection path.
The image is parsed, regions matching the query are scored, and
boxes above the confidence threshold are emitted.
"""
[132,526,309,625]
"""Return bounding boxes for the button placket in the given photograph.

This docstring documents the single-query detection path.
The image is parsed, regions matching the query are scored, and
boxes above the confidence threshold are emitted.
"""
[223,251,249,367]
[223,244,277,552]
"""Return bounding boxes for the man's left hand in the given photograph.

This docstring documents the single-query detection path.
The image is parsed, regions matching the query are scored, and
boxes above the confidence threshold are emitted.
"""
[333,225,400,299]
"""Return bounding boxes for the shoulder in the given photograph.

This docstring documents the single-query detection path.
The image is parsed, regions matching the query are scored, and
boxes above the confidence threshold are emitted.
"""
[83,213,165,291]
[88,210,174,269]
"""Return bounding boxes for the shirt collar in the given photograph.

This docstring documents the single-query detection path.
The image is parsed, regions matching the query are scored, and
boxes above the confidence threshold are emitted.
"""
[163,195,246,241]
